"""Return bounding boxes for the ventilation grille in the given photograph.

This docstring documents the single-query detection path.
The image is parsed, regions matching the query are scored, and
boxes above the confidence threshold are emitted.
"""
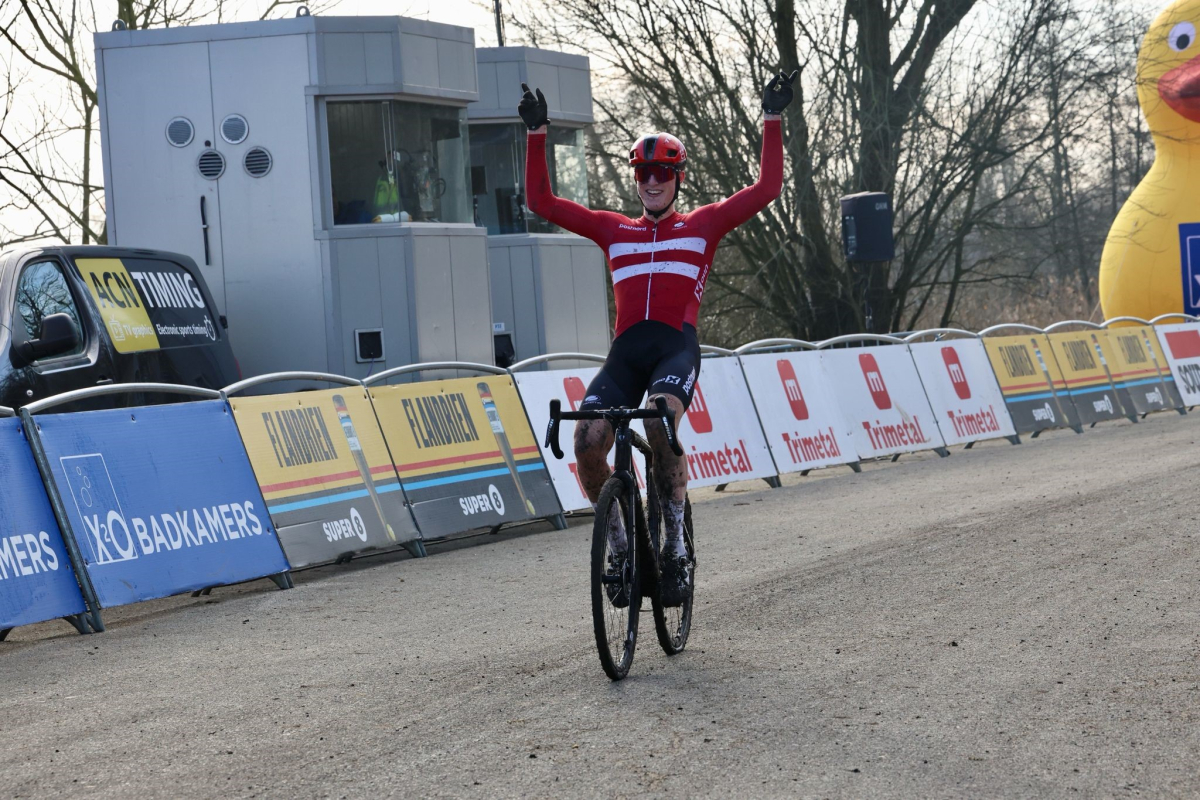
[166,117,194,147]
[243,147,272,177]
[220,114,248,144]
[197,150,226,179]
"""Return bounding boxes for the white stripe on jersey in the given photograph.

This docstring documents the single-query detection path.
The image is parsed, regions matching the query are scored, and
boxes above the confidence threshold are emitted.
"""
[612,261,702,285]
[608,237,707,259]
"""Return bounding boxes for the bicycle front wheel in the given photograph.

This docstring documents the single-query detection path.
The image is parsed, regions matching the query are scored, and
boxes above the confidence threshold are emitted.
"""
[591,477,641,680]
[653,496,694,655]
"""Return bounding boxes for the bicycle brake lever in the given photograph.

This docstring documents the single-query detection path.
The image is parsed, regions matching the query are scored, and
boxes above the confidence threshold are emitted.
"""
[545,399,564,459]
[654,396,685,457]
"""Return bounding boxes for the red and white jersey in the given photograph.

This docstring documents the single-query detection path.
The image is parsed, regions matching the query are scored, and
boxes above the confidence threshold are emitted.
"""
[525,120,783,337]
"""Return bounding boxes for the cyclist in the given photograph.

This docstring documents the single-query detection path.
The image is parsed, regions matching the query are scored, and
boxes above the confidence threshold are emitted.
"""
[520,72,796,605]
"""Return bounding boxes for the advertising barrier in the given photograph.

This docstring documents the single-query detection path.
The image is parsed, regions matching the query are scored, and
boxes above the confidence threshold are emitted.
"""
[515,358,779,510]
[981,333,1082,435]
[369,374,562,536]
[819,341,948,460]
[32,400,292,608]
[739,349,860,474]
[907,338,1018,447]
[230,384,422,568]
[1044,330,1129,425]
[1103,325,1183,413]
[0,417,90,638]
[673,357,778,490]
[1154,321,1200,406]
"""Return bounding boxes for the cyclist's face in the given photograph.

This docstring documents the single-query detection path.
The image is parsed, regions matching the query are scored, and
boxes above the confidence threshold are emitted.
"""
[636,168,677,214]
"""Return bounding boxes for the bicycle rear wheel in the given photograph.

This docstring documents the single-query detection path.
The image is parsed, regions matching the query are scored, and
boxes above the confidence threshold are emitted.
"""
[653,496,694,655]
[591,477,641,680]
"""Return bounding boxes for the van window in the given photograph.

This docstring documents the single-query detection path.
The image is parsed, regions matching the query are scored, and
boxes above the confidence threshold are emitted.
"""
[75,257,220,354]
[15,260,85,359]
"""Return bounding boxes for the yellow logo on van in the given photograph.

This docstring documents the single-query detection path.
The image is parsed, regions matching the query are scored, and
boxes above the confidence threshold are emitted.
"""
[76,258,160,353]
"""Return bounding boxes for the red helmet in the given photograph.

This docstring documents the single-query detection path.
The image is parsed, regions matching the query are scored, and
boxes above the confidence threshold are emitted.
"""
[628,133,687,168]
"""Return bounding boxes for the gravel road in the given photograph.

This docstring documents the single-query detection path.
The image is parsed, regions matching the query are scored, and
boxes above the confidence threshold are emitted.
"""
[3,412,1199,799]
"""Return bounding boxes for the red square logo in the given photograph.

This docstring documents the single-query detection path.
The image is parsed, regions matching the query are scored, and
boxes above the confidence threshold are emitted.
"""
[859,353,892,410]
[562,376,587,411]
[1165,329,1200,360]
[941,346,971,400]
[776,359,809,421]
[685,383,713,433]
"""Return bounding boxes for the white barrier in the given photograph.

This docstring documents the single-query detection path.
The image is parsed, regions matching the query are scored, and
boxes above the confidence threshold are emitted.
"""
[818,338,949,460]
[739,348,860,474]
[513,356,779,511]
[677,357,778,490]
[906,335,1018,447]
[1153,320,1200,406]
[510,365,607,513]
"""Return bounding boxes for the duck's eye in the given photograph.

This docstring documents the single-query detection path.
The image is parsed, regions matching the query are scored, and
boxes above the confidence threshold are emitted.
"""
[1169,21,1195,52]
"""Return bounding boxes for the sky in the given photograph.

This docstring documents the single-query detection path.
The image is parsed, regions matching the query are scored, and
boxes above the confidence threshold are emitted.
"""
[327,0,504,45]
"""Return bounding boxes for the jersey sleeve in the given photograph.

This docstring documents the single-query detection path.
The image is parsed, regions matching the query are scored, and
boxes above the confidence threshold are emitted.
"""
[697,118,784,237]
[525,131,618,245]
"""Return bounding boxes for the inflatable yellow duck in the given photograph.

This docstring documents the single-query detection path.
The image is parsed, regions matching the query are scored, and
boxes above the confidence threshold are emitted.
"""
[1100,0,1200,321]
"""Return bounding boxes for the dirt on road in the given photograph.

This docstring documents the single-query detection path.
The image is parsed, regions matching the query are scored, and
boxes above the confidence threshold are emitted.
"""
[3,412,1199,798]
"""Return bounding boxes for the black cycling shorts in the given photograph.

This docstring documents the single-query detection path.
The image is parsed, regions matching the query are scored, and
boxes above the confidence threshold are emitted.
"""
[580,320,702,411]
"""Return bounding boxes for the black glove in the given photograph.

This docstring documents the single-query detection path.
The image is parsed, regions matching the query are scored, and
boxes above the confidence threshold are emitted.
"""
[518,83,550,130]
[762,69,799,115]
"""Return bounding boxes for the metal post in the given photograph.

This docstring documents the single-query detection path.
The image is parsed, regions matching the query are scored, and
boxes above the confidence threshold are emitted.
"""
[493,0,505,46]
[19,408,105,634]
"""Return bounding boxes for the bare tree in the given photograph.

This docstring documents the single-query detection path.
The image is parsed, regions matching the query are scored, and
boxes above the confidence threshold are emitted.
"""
[512,0,1150,341]
[0,0,336,250]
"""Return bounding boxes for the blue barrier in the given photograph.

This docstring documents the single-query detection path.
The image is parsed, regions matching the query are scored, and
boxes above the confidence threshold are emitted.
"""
[0,417,91,639]
[30,399,292,608]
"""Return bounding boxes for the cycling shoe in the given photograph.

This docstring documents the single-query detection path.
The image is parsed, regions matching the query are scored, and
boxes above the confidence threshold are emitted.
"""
[658,552,692,608]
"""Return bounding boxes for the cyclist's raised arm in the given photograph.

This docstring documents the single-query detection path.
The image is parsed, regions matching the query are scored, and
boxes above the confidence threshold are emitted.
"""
[702,70,797,236]
[519,84,618,242]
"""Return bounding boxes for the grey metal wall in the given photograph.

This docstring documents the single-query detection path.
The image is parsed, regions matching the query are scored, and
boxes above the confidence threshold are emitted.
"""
[210,34,323,378]
[98,41,227,310]
[471,47,593,124]
[489,235,610,364]
[326,226,492,379]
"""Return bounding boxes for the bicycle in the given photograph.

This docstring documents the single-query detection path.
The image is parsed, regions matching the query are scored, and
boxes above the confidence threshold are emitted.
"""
[545,396,696,681]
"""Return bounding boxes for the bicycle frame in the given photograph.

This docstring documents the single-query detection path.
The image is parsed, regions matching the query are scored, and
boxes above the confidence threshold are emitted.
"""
[545,396,683,560]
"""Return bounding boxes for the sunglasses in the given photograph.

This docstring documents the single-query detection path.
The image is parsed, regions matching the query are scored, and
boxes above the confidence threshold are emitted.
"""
[634,164,679,184]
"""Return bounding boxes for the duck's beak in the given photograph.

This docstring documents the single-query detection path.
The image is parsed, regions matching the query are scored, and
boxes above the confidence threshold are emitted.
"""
[1160,53,1200,123]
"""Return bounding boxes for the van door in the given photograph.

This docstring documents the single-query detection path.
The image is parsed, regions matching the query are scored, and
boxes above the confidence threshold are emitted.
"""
[7,257,119,405]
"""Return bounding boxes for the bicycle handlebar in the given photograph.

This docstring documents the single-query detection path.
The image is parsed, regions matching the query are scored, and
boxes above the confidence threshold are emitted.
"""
[544,396,684,459]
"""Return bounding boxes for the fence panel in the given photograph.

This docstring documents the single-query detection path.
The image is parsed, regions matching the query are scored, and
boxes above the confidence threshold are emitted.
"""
[230,387,421,568]
[368,375,561,536]
[739,351,859,473]
[820,344,947,459]
[981,335,1082,434]
[908,339,1018,446]
[0,417,88,636]
[32,400,291,607]
[1044,331,1129,425]
[1154,322,1200,406]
